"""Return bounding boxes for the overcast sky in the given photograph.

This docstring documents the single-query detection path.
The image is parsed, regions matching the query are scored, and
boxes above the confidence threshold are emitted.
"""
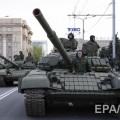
[0,0,120,51]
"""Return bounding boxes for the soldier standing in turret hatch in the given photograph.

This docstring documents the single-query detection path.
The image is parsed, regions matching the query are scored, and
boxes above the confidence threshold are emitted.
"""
[90,35,100,48]
[82,35,100,56]
[25,53,33,63]
[72,50,91,74]
[19,51,24,60]
[68,33,78,51]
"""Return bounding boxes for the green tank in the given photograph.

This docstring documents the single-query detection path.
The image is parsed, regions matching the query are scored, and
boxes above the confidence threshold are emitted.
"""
[0,54,36,87]
[18,8,120,117]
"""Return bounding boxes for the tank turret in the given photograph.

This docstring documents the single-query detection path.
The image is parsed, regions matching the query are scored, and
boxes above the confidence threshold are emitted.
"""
[0,54,19,68]
[0,55,36,87]
[33,8,72,65]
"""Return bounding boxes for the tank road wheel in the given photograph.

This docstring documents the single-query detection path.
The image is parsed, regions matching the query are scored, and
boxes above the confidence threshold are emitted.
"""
[24,89,45,117]
[0,77,6,87]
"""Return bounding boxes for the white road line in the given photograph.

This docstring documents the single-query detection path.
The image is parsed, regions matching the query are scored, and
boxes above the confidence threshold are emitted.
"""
[0,87,17,100]
[0,88,17,97]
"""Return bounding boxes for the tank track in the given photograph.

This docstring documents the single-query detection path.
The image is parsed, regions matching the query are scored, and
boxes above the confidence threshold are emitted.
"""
[24,89,45,117]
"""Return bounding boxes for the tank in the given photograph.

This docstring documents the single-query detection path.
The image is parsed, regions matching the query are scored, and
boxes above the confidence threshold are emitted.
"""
[0,55,36,87]
[99,34,120,70]
[18,8,120,117]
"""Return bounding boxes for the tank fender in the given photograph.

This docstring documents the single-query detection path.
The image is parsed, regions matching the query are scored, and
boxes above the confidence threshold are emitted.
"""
[19,75,50,92]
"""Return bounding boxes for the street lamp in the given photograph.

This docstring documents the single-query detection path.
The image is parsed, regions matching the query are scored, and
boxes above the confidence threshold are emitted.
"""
[75,15,96,41]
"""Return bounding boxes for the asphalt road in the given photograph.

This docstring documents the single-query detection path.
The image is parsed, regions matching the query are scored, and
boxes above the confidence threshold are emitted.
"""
[0,86,119,120]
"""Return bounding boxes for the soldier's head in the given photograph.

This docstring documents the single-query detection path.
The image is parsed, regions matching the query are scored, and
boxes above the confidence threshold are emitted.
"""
[19,51,23,54]
[76,50,84,58]
[28,52,32,56]
[90,35,95,42]
[68,33,74,40]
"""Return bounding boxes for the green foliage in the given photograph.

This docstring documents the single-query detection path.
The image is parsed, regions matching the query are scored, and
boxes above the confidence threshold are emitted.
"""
[109,35,120,55]
[99,34,120,58]
[29,45,44,63]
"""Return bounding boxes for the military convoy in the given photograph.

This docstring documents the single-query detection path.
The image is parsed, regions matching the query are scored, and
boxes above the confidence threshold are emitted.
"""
[17,8,120,117]
[0,54,36,87]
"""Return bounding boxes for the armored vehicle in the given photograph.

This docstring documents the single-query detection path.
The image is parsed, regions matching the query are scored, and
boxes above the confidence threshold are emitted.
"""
[0,55,36,87]
[18,8,120,117]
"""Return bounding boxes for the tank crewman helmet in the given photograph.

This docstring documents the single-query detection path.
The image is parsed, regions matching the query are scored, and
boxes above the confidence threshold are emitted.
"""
[90,35,95,42]
[68,33,74,40]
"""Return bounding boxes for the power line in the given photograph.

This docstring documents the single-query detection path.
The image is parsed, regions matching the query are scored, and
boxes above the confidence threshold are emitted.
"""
[73,0,80,28]
[74,0,80,13]
[86,2,112,32]
[81,0,88,13]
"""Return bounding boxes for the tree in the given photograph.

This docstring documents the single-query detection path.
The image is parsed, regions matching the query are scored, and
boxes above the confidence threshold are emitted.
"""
[29,45,44,63]
[99,34,120,58]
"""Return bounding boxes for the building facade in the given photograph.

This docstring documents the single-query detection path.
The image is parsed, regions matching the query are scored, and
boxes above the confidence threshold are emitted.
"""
[0,18,32,60]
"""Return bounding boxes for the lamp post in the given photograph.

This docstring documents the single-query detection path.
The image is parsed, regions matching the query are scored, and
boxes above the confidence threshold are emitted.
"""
[68,13,111,42]
[75,15,96,41]
[112,0,116,59]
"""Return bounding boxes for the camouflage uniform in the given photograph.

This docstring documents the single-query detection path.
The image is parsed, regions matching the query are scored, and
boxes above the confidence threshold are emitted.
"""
[67,33,78,51]
[25,53,33,63]
[82,35,99,56]
[19,51,24,60]
[72,57,91,73]
[68,39,78,51]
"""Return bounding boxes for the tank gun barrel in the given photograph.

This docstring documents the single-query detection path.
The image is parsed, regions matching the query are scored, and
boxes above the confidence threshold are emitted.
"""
[33,8,72,65]
[0,63,5,68]
[0,55,19,68]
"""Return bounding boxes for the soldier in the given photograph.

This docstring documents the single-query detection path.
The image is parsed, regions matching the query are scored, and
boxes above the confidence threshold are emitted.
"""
[19,51,24,60]
[67,33,78,51]
[90,35,99,48]
[72,50,91,74]
[14,55,21,61]
[25,53,33,63]
[82,35,99,56]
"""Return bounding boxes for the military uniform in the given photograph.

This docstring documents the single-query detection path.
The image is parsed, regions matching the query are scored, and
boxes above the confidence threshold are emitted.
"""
[82,41,99,56]
[72,57,91,73]
[25,56,33,62]
[67,33,78,51]
[19,54,24,60]
[68,39,78,51]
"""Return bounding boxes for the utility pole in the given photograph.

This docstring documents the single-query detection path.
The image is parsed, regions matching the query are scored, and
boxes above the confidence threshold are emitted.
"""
[74,15,96,41]
[112,0,116,59]
[68,14,112,41]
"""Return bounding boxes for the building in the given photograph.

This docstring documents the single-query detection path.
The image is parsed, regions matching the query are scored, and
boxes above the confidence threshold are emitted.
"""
[0,18,33,60]
[32,40,48,55]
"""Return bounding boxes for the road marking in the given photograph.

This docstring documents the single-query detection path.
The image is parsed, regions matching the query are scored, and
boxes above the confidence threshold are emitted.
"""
[0,87,17,100]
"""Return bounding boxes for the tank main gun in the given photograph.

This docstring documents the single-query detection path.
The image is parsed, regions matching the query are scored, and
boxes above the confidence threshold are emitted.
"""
[33,8,72,65]
[0,63,5,68]
[0,54,19,68]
